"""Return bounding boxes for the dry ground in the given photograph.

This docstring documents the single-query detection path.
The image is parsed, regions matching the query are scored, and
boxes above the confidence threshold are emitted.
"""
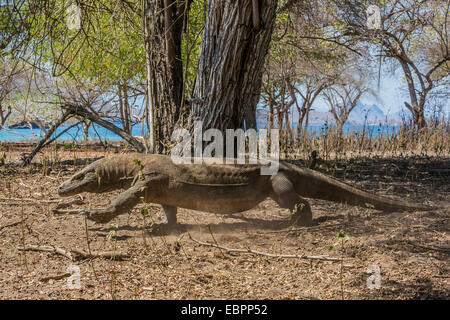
[0,143,449,300]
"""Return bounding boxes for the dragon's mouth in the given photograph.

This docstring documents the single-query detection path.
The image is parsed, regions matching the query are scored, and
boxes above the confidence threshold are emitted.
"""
[58,172,98,196]
[58,184,80,197]
[58,181,85,196]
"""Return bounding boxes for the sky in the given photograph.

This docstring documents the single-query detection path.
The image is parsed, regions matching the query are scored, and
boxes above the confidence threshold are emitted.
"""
[313,72,407,113]
[313,69,449,117]
[360,74,407,115]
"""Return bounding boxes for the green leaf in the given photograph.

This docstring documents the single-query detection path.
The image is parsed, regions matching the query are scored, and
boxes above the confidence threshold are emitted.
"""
[336,231,350,243]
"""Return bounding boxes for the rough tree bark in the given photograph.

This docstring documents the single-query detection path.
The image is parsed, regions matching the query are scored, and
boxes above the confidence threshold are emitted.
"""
[399,60,429,129]
[118,84,131,134]
[143,0,189,154]
[0,105,12,129]
[190,0,277,132]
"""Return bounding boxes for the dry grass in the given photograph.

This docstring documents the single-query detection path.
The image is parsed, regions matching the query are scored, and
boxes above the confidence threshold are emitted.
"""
[280,121,450,161]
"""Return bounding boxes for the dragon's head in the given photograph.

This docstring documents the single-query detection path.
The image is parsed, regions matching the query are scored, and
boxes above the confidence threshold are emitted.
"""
[58,163,100,197]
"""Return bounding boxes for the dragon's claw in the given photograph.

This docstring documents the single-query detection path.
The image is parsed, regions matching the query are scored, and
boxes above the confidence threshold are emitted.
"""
[85,210,114,223]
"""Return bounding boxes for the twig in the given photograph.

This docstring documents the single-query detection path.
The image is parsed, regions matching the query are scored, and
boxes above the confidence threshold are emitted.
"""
[188,234,343,262]
[52,208,85,215]
[54,198,84,209]
[71,249,130,261]
[0,197,60,204]
[20,203,29,272]
[405,240,450,253]
[0,219,22,232]
[84,215,98,280]
[17,245,130,261]
[39,272,71,282]
[264,222,343,234]
[18,245,74,260]
[206,224,226,259]
[0,202,39,206]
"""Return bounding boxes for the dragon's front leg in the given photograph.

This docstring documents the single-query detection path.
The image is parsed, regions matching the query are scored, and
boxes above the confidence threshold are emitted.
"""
[85,181,148,223]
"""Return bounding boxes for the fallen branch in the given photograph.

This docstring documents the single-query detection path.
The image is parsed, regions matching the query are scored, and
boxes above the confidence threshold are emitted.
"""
[0,202,30,206]
[54,198,84,209]
[52,208,85,215]
[0,219,22,232]
[0,197,60,203]
[71,249,131,261]
[38,121,83,151]
[17,245,131,261]
[188,234,343,262]
[60,103,145,153]
[405,240,450,253]
[1,198,82,208]
[39,272,71,282]
[21,110,72,166]
[18,245,74,260]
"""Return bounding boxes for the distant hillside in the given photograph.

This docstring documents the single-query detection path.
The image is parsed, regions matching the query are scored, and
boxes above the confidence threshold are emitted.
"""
[257,103,413,128]
[348,103,385,124]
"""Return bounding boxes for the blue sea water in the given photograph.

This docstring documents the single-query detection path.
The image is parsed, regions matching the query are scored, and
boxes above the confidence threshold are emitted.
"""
[0,122,400,142]
[0,122,149,142]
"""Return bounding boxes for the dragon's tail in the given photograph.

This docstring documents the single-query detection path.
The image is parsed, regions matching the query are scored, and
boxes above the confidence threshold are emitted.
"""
[294,167,435,212]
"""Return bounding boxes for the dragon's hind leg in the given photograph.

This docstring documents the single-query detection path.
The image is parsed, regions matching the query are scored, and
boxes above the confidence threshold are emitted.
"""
[147,204,179,235]
[270,172,313,226]
[161,205,177,225]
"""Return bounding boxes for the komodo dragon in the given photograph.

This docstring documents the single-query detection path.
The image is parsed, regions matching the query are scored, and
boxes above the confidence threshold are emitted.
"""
[57,154,435,226]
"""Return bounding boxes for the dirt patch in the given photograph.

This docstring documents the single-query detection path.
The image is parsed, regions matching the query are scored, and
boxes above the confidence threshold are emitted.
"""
[0,145,448,299]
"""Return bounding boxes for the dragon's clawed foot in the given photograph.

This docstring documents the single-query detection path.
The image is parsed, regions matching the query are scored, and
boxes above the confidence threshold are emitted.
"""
[291,207,314,226]
[291,214,313,226]
[83,209,115,223]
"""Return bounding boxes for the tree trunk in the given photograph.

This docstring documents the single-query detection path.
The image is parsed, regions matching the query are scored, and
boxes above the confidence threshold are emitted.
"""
[245,106,257,129]
[303,105,311,139]
[0,105,11,129]
[268,100,274,130]
[164,0,185,110]
[400,60,427,129]
[143,0,187,153]
[276,106,284,132]
[118,85,126,133]
[337,121,344,138]
[82,121,91,142]
[122,84,130,133]
[284,109,292,144]
[190,0,277,133]
[404,101,427,129]
[143,2,155,153]
[296,108,306,142]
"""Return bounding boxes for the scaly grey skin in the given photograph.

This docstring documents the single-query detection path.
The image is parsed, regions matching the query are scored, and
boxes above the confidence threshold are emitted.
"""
[58,154,436,226]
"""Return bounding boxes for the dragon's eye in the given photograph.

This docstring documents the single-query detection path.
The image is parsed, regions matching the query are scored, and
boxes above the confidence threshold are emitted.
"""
[72,174,84,181]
